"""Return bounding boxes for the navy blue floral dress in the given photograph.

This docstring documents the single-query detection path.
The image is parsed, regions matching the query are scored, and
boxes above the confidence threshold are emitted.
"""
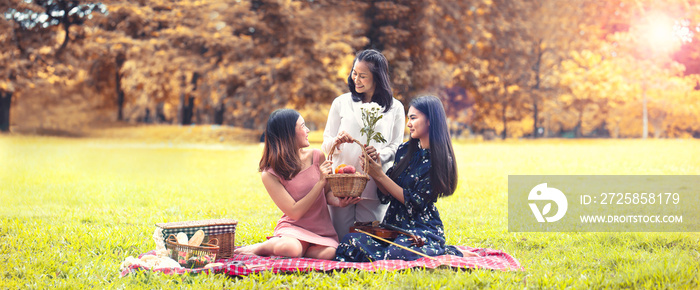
[334,142,463,262]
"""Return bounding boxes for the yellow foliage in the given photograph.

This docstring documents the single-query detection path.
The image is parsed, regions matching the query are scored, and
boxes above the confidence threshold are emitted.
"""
[39,46,53,55]
[321,57,331,66]
[336,54,355,78]
[275,57,292,70]
[443,49,457,63]
[2,0,696,139]
[507,85,519,94]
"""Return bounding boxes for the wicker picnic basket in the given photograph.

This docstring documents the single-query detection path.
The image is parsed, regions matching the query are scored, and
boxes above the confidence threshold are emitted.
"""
[156,219,237,259]
[165,234,219,268]
[326,139,371,198]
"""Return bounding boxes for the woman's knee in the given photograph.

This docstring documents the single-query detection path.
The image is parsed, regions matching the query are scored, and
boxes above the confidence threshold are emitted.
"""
[306,245,337,260]
[272,239,303,257]
[317,247,337,260]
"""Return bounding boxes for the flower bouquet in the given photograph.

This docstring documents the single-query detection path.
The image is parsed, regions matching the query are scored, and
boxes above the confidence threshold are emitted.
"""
[360,102,387,146]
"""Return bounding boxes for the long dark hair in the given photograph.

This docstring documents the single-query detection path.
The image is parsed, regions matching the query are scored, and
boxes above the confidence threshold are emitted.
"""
[259,109,302,180]
[389,96,457,201]
[348,49,393,112]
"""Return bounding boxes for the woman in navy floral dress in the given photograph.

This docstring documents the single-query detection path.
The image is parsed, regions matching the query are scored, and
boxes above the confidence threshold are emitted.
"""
[335,96,477,262]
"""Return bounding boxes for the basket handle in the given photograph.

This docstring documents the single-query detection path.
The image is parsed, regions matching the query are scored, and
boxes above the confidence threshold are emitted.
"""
[327,138,370,175]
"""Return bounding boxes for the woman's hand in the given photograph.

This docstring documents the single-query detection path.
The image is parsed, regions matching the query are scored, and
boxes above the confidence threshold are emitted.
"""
[359,152,383,179]
[328,196,362,207]
[319,160,333,182]
[333,131,354,150]
[364,145,379,162]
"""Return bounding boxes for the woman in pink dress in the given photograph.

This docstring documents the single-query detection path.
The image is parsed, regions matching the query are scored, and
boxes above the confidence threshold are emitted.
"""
[234,109,361,260]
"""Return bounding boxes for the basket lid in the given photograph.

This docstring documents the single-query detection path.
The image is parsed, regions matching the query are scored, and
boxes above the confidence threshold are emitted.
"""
[156,219,238,229]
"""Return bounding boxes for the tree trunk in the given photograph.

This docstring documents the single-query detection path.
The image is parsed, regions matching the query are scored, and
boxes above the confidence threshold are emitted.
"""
[156,102,167,123]
[502,80,509,140]
[179,73,198,125]
[532,40,542,139]
[116,81,124,121]
[115,54,126,121]
[575,109,583,138]
[191,73,200,124]
[642,86,648,139]
[214,102,225,125]
[533,101,539,138]
[181,95,195,125]
[501,101,507,140]
[0,91,11,132]
[56,22,71,56]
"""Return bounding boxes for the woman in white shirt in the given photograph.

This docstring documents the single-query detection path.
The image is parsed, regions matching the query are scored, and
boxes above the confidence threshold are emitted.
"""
[322,49,406,239]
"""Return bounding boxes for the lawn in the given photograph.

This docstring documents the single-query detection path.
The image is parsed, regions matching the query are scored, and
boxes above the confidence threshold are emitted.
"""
[1,132,699,289]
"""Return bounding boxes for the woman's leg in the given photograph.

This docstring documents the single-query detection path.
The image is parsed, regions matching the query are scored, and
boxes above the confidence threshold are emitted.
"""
[458,248,480,257]
[304,245,337,260]
[335,232,386,262]
[234,236,306,258]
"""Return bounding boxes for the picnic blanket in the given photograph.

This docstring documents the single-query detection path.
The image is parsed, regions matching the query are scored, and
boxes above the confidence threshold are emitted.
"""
[119,246,522,277]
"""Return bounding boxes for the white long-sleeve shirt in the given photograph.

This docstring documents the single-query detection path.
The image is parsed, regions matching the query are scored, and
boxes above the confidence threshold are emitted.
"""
[322,93,406,200]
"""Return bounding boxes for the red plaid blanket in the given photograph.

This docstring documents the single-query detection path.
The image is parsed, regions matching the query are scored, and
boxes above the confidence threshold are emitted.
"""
[120,246,522,277]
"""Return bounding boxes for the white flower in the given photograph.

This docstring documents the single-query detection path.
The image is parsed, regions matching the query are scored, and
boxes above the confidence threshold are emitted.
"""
[360,102,382,112]
[360,102,387,145]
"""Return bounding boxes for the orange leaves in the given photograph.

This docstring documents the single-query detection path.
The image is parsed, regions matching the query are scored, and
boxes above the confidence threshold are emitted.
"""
[0,81,14,92]
[1,0,697,138]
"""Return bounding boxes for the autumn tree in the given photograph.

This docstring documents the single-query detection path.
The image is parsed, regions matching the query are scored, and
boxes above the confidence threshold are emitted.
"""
[584,0,698,138]
[419,1,484,137]
[89,0,367,129]
[1,0,106,132]
[2,0,699,138]
[87,1,238,124]
[208,0,368,129]
[352,0,483,105]
[458,0,533,139]
[516,0,606,138]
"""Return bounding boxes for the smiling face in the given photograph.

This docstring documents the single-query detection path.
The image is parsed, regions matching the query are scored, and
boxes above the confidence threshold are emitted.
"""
[407,106,429,145]
[351,60,376,99]
[295,116,310,148]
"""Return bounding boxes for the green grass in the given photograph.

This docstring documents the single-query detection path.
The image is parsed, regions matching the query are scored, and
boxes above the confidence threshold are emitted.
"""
[1,135,699,289]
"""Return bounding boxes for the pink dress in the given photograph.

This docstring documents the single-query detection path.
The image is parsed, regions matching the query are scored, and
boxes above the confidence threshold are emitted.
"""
[266,149,339,248]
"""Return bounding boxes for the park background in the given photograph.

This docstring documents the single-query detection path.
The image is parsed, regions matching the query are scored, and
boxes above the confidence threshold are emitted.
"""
[1,0,700,289]
[1,0,700,139]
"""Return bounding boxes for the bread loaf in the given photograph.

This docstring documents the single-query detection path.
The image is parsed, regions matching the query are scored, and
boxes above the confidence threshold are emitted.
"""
[176,232,188,245]
[188,230,205,247]
[203,262,224,269]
